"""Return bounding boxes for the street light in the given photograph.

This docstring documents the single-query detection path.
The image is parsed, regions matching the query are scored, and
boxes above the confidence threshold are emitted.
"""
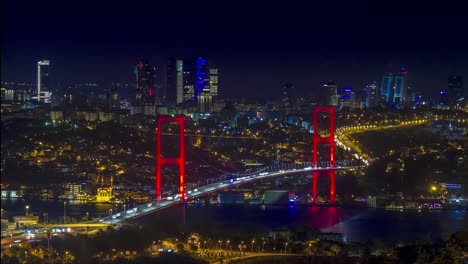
[285,242,288,253]
[25,205,29,216]
[86,212,89,221]
[251,240,255,252]
[65,251,69,263]
[226,240,230,251]
[218,240,222,250]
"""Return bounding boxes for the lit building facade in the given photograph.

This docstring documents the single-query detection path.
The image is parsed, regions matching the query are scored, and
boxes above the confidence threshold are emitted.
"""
[209,68,218,97]
[324,80,337,106]
[282,82,294,112]
[380,66,408,103]
[0,88,14,102]
[165,57,218,111]
[37,60,51,103]
[380,72,393,103]
[448,75,463,107]
[165,58,196,105]
[393,67,407,103]
[338,88,357,110]
[365,81,379,108]
[134,58,157,107]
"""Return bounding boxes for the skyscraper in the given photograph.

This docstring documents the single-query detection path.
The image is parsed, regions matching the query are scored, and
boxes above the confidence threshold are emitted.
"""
[380,71,393,103]
[324,81,337,106]
[380,66,408,104]
[37,60,51,103]
[393,66,407,103]
[164,58,177,105]
[448,75,463,106]
[165,58,196,105]
[165,57,218,110]
[134,58,157,107]
[282,82,294,112]
[195,58,210,100]
[209,68,218,98]
[365,81,379,108]
[339,88,356,110]
[182,59,197,103]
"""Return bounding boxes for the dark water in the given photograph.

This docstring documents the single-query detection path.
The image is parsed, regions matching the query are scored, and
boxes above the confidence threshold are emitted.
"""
[1,198,115,221]
[2,199,466,243]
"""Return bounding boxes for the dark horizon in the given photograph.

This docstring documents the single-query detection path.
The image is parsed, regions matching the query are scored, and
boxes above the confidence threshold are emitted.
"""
[2,0,467,99]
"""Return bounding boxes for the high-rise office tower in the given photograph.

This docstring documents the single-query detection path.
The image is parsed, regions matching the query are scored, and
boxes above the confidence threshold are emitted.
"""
[380,66,408,104]
[365,81,379,108]
[209,68,218,97]
[165,58,196,105]
[324,80,337,106]
[165,57,218,109]
[339,88,357,110]
[195,58,212,112]
[106,88,120,111]
[195,58,210,101]
[448,75,463,106]
[37,60,51,103]
[380,71,393,103]
[282,82,294,112]
[440,91,449,105]
[164,58,177,105]
[182,59,197,103]
[134,58,157,107]
[393,66,407,103]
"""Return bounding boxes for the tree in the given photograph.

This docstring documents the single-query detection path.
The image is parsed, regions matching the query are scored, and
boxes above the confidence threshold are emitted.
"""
[446,235,465,264]
[189,244,198,252]
[330,243,342,256]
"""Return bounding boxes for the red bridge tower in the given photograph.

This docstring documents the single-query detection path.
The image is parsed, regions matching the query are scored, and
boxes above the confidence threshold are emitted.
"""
[312,106,335,204]
[156,115,185,201]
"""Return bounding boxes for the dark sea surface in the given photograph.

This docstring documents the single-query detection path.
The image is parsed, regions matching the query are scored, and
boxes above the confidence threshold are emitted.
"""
[3,199,466,243]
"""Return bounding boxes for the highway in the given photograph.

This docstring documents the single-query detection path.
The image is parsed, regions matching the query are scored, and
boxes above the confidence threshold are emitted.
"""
[335,119,429,164]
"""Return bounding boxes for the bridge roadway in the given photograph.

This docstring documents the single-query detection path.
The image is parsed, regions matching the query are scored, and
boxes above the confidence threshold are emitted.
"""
[94,163,358,225]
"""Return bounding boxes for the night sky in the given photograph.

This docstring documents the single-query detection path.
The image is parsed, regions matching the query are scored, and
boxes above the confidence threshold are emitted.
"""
[2,0,467,99]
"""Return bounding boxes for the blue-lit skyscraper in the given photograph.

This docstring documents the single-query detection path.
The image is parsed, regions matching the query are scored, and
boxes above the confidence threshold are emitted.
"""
[165,57,218,111]
[195,58,210,102]
[393,67,407,103]
[339,88,357,110]
[380,72,393,103]
[380,66,408,104]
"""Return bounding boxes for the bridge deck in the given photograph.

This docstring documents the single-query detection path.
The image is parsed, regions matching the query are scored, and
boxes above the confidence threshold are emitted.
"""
[93,165,359,224]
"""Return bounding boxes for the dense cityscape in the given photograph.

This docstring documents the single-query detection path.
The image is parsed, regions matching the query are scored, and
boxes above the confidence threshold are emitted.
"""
[2,1,467,263]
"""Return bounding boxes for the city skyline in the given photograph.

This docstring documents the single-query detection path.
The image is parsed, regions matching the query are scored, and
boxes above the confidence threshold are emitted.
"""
[2,1,467,99]
[1,1,467,263]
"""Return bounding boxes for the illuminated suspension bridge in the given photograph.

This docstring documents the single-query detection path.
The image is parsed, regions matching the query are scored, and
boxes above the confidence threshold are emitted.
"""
[91,106,362,224]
